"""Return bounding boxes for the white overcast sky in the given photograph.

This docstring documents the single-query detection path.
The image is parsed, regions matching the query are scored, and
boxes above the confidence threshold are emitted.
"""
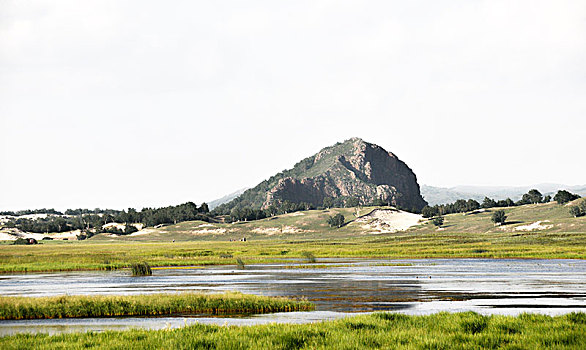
[1,0,585,211]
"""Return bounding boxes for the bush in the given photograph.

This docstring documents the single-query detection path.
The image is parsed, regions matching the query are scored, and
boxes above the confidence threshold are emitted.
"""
[327,214,345,228]
[131,262,152,276]
[432,216,444,227]
[491,210,507,225]
[13,238,30,245]
[236,257,245,269]
[569,206,585,218]
[301,251,316,263]
[554,190,580,205]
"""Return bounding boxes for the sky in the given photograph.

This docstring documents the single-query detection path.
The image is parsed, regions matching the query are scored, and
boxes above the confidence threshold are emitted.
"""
[1,0,585,211]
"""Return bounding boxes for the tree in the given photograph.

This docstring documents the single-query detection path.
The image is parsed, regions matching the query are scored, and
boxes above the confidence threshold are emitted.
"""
[454,199,468,213]
[432,216,444,227]
[569,206,584,218]
[523,189,543,204]
[422,206,438,218]
[481,197,496,209]
[199,202,209,214]
[371,198,386,207]
[554,190,580,205]
[345,197,360,208]
[491,210,507,225]
[327,214,345,228]
[466,199,480,211]
[323,197,334,209]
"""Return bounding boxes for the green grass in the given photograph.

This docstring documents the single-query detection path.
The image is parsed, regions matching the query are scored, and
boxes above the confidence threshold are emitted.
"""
[0,292,314,320]
[1,312,584,349]
[1,202,585,273]
[0,228,584,273]
[413,199,586,234]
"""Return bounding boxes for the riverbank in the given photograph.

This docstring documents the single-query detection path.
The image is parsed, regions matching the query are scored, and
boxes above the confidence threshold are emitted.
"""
[0,293,314,320]
[1,231,585,273]
[1,312,583,349]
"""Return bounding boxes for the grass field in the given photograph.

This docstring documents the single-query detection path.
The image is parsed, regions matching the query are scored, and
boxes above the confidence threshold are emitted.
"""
[1,312,583,349]
[0,292,313,320]
[1,201,585,273]
[0,229,584,273]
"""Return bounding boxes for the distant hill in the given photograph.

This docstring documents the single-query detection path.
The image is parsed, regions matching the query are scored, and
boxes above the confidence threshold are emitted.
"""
[208,188,248,210]
[422,183,586,206]
[215,138,427,213]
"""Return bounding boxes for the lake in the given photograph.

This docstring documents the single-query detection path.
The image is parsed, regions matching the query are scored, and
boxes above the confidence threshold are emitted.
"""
[0,258,584,335]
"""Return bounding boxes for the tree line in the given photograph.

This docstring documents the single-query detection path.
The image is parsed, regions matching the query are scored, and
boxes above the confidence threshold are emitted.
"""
[3,202,212,235]
[422,189,581,219]
[217,195,403,223]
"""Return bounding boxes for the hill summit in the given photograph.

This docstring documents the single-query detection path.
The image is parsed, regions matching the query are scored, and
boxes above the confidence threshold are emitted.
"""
[216,138,427,212]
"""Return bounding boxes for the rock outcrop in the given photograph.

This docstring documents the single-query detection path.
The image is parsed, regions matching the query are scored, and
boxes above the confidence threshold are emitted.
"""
[216,138,427,212]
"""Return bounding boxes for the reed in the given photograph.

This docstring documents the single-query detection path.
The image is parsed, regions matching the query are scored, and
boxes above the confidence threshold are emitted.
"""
[0,292,314,320]
[236,257,245,269]
[130,262,152,276]
[301,251,316,263]
[0,312,583,349]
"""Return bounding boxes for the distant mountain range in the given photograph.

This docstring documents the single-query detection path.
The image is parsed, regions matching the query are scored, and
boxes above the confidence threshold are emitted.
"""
[208,188,248,210]
[421,184,586,206]
[213,138,427,212]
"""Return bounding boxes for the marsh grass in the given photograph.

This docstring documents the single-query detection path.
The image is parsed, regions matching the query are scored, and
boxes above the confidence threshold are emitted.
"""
[0,292,314,320]
[301,251,316,263]
[1,312,583,349]
[0,226,585,274]
[236,257,245,269]
[130,262,152,276]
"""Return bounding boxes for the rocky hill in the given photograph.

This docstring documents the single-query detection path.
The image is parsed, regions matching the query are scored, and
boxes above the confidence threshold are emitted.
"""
[215,138,427,213]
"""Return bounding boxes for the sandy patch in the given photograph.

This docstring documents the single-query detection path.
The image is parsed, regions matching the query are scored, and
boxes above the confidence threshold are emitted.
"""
[192,228,229,235]
[0,228,82,241]
[514,221,553,231]
[289,212,305,216]
[197,223,215,228]
[252,227,281,235]
[0,231,18,240]
[251,226,307,235]
[129,228,156,236]
[354,208,422,234]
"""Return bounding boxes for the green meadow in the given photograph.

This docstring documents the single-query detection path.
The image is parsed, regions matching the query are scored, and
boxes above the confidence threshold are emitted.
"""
[1,203,585,273]
[1,312,584,349]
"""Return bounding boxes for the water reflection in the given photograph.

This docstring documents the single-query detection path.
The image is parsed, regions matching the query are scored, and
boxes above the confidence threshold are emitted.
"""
[0,258,584,335]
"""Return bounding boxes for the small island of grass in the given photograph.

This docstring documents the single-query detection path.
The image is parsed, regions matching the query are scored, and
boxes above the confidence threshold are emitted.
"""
[0,292,314,320]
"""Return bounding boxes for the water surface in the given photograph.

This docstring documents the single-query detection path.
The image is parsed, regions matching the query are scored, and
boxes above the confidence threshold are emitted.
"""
[0,258,584,335]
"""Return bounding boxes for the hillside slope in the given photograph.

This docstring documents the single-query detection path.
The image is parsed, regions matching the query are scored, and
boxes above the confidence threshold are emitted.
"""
[92,199,586,242]
[215,138,427,213]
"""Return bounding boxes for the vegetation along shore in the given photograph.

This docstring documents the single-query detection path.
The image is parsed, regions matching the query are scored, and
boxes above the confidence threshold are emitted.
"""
[0,292,314,320]
[0,312,583,349]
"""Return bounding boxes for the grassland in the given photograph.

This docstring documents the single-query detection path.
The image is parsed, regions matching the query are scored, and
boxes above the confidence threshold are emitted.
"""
[0,292,313,320]
[1,201,585,273]
[1,312,584,349]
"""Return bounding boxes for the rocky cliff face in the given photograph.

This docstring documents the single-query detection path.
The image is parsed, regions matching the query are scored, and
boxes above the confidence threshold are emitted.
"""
[217,138,427,212]
[263,138,426,210]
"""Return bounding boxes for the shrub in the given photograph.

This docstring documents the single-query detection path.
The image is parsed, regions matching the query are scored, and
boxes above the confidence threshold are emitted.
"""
[13,238,29,245]
[327,214,345,228]
[432,216,444,227]
[131,262,152,276]
[569,206,584,218]
[301,251,316,263]
[554,190,580,205]
[236,257,245,269]
[491,210,507,225]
